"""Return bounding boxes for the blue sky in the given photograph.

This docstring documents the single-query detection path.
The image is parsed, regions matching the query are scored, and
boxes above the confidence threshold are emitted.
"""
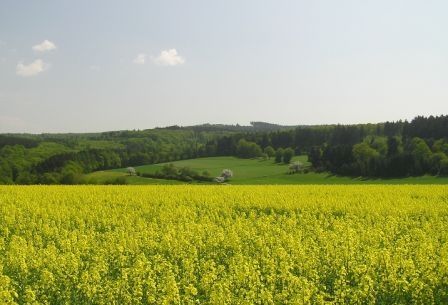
[1,0,447,133]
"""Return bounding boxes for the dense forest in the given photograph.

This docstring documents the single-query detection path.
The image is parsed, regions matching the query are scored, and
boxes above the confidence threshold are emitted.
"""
[1,115,447,184]
[194,115,448,177]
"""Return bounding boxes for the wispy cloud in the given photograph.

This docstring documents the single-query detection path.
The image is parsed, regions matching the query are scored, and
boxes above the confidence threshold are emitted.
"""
[32,40,57,52]
[153,49,185,66]
[89,65,100,71]
[16,59,48,77]
[133,53,146,64]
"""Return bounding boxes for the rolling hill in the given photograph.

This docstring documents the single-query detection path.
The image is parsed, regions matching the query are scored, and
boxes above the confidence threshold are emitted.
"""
[86,156,448,185]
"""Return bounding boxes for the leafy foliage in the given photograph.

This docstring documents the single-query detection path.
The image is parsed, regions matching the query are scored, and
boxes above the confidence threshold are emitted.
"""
[282,148,295,164]
[140,164,213,182]
[1,115,448,184]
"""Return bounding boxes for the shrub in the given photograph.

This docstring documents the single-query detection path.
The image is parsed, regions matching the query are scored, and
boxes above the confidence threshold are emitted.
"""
[264,146,275,159]
[275,148,284,163]
[289,161,302,174]
[283,148,295,164]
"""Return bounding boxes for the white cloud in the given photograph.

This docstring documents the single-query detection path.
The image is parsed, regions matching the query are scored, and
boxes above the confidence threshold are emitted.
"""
[89,65,100,71]
[16,59,48,77]
[133,53,146,64]
[32,40,57,52]
[153,49,185,66]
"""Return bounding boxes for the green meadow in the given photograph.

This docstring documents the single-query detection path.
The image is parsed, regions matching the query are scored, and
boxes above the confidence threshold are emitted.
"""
[86,156,448,185]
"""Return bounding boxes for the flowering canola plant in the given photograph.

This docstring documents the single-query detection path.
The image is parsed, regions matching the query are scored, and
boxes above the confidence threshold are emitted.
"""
[0,185,447,304]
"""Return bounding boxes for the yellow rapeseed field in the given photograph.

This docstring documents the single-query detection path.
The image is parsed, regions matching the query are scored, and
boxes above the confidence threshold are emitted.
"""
[0,185,447,304]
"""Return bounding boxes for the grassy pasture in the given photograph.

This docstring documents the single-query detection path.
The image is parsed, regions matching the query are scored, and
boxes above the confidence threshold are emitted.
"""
[86,156,448,184]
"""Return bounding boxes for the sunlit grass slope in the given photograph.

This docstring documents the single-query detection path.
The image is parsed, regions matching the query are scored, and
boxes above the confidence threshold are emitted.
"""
[89,156,448,184]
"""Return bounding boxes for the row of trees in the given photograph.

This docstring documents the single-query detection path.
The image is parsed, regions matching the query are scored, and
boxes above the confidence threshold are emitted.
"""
[200,115,448,158]
[1,115,446,183]
[304,115,448,177]
[0,129,216,184]
[309,137,448,177]
[234,139,295,163]
[139,164,213,182]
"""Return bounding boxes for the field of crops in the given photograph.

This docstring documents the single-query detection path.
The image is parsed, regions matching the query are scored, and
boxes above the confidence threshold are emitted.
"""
[0,186,447,304]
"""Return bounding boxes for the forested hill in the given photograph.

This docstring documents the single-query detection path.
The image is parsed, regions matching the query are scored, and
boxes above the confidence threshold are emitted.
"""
[1,116,447,184]
[157,121,298,132]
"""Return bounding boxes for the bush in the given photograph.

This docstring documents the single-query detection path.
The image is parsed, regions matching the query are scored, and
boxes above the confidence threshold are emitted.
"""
[16,172,36,184]
[161,164,178,176]
[264,146,275,159]
[183,176,193,182]
[275,148,284,163]
[221,169,233,180]
[141,165,213,182]
[283,148,295,164]
[236,139,262,158]
[214,176,225,183]
[127,167,136,176]
[288,161,302,174]
[40,172,61,184]
[215,169,233,183]
[439,159,448,176]
[61,173,83,185]
[179,166,195,178]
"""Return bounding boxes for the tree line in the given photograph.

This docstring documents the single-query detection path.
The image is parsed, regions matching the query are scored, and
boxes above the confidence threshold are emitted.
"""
[309,116,448,177]
[0,115,447,184]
